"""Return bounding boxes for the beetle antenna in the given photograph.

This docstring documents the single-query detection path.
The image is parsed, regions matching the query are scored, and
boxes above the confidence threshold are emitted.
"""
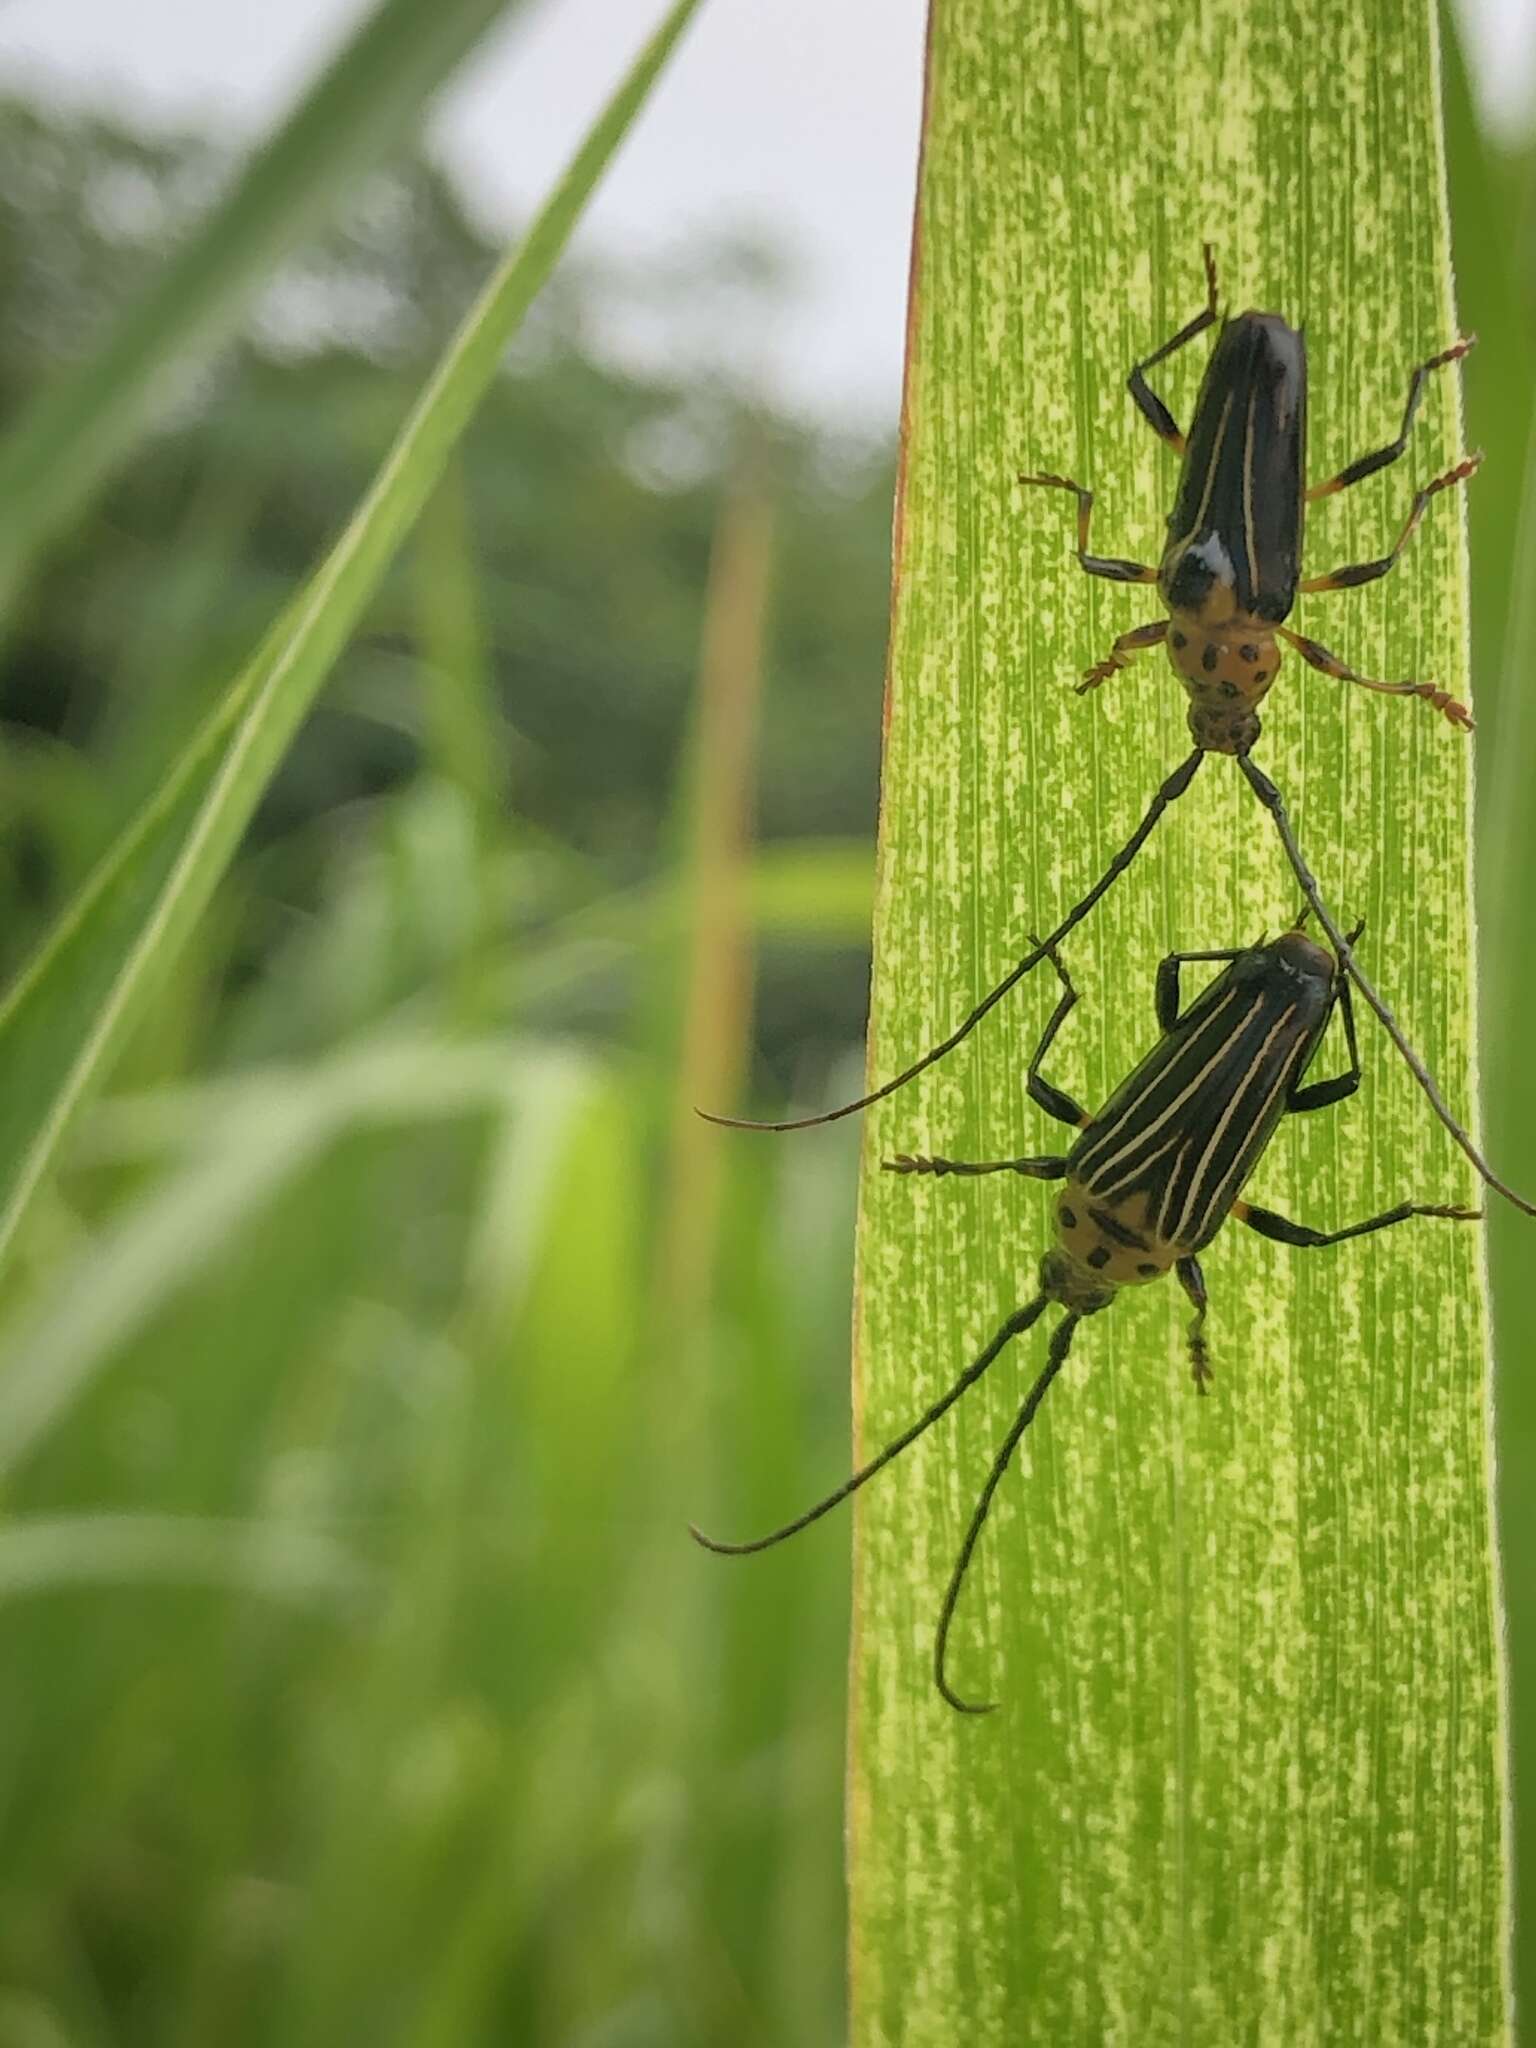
[697,749,1206,1134]
[936,1311,1082,1714]
[690,1294,1051,1556]
[1239,751,1536,1216]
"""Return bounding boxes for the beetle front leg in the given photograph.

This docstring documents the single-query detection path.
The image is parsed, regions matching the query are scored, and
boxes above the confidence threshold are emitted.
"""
[885,1153,1069,1180]
[1018,473,1159,585]
[884,943,1090,1177]
[1127,243,1221,454]
[1154,947,1247,1032]
[1287,976,1362,1113]
[1175,1255,1212,1392]
[1277,626,1473,732]
[1306,338,1475,500]
[1299,455,1481,593]
[1078,617,1169,695]
[1021,937,1091,1127]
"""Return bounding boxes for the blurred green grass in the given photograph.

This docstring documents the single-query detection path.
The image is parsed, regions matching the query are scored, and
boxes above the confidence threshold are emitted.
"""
[0,1,1528,2041]
[0,5,866,2036]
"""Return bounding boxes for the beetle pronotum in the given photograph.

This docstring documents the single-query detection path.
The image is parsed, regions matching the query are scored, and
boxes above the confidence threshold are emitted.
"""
[703,250,1531,1216]
[692,927,1480,1713]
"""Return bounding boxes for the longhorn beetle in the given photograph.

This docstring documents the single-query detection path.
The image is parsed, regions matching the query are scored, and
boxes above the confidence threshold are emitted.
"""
[692,927,1480,1713]
[703,249,1533,1217]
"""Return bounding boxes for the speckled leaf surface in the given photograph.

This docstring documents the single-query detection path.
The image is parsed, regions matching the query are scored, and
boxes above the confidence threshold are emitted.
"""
[847,2,1507,2041]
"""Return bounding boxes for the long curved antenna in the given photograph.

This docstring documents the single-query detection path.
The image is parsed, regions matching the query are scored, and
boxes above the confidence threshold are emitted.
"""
[935,1311,1081,1715]
[689,1294,1050,1556]
[699,749,1207,1134]
[1239,752,1536,1217]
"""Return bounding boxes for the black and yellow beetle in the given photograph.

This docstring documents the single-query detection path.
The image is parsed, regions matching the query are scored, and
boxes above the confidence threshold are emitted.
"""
[692,926,1479,1713]
[1022,245,1476,751]
[705,250,1533,1216]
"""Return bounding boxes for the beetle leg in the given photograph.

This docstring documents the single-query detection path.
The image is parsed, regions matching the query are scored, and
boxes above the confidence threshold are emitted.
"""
[1299,455,1481,593]
[1238,751,1536,1219]
[1021,936,1091,1126]
[1154,947,1247,1031]
[1306,337,1475,500]
[1127,243,1221,454]
[1287,976,1361,1112]
[1287,1070,1358,1113]
[1175,1255,1211,1392]
[885,1152,1069,1179]
[1277,625,1473,732]
[698,750,1206,1134]
[1078,617,1169,694]
[1018,471,1159,584]
[1234,1196,1481,1248]
[886,936,1089,1150]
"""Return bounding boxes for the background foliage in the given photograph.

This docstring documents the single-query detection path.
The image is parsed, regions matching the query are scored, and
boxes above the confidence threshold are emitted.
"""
[0,2,1529,2042]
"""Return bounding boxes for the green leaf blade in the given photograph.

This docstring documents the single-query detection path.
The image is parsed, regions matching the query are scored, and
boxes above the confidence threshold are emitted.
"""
[848,2,1506,2040]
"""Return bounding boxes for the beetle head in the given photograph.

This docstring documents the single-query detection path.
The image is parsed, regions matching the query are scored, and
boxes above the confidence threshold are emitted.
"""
[1166,611,1281,756]
[1038,1245,1117,1318]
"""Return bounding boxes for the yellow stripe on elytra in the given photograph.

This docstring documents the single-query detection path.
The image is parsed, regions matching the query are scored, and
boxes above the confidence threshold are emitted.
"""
[1076,986,1256,1186]
[1166,386,1234,564]
[1167,1001,1301,1244]
[1242,383,1261,601]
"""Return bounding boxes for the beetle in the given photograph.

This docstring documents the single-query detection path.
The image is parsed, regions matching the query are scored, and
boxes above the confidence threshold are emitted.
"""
[691,926,1480,1713]
[1024,245,1476,752]
[702,250,1534,1217]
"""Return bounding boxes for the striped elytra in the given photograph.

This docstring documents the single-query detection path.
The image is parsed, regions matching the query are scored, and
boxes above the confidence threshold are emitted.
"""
[1063,929,1331,1281]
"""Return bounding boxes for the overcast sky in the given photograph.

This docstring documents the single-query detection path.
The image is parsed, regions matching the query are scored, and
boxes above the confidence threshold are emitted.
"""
[0,0,1525,427]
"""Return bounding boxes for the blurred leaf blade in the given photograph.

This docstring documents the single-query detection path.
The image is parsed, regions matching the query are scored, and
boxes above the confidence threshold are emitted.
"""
[1437,5,1536,2014]
[0,0,703,1280]
[1478,178,1536,2045]
[0,1514,363,1606]
[848,0,1504,2040]
[0,0,537,609]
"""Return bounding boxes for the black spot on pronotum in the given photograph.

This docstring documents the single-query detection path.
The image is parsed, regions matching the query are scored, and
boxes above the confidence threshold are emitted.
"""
[1086,1245,1111,1271]
[1171,629,1188,650]
[1221,681,1239,699]
[1202,644,1219,673]
[1059,1204,1077,1228]
[1240,643,1259,662]
[1091,1205,1148,1250]
[1137,1261,1159,1276]
[1254,668,1268,684]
